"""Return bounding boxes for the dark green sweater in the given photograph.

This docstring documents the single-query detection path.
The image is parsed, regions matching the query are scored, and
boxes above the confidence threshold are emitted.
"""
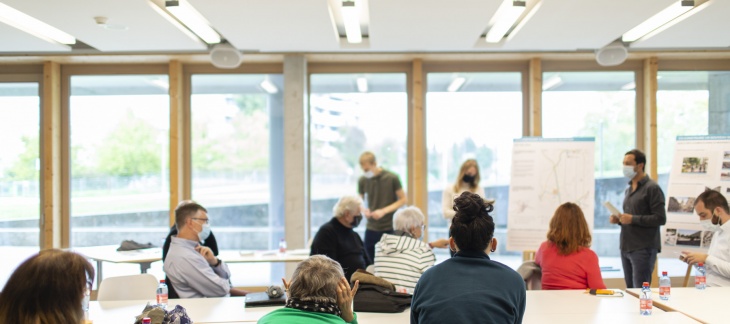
[410,250,526,324]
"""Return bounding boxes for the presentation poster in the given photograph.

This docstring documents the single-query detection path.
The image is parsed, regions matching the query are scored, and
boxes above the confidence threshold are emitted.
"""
[661,135,730,257]
[507,137,595,252]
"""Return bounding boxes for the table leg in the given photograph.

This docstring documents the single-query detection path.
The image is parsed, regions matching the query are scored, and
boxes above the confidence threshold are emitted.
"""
[140,262,151,274]
[96,260,103,288]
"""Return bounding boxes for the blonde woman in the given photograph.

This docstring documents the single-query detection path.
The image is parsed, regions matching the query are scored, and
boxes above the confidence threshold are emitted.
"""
[442,159,486,225]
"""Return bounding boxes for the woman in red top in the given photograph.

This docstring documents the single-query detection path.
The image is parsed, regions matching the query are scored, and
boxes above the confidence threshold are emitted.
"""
[535,202,606,290]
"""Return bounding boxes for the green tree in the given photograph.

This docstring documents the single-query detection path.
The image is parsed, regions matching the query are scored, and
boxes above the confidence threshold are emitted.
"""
[96,111,161,177]
[3,135,39,181]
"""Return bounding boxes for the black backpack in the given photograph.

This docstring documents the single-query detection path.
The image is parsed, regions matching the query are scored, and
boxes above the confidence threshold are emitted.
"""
[352,283,412,313]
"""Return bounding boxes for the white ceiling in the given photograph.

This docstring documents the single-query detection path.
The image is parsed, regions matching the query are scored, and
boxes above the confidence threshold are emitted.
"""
[0,0,728,55]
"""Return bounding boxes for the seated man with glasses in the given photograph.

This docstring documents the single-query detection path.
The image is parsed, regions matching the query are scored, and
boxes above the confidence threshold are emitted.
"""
[374,206,449,293]
[164,201,236,298]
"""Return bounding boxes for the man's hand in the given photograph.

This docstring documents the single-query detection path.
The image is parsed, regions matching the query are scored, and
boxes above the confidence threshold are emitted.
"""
[682,251,708,265]
[362,208,372,219]
[337,278,359,323]
[619,213,633,225]
[609,215,620,224]
[195,245,218,266]
[429,239,450,249]
[370,209,385,220]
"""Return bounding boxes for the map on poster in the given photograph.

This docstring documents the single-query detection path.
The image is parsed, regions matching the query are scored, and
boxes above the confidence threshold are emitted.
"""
[661,135,730,257]
[507,137,595,252]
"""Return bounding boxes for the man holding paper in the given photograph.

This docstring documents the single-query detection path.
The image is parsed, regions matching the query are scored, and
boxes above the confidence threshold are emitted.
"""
[609,149,666,288]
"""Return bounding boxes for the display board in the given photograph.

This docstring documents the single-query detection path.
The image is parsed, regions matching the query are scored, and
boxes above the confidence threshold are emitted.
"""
[507,137,595,251]
[661,135,730,257]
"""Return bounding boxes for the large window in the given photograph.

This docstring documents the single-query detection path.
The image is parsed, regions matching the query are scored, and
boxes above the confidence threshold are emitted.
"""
[426,72,523,256]
[69,75,170,248]
[542,71,636,257]
[0,82,40,288]
[191,73,284,286]
[309,73,408,237]
[656,71,730,193]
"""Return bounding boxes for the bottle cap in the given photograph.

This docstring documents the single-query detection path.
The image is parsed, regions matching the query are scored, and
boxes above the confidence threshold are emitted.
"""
[642,282,649,286]
[662,271,667,275]
[160,279,165,283]
[698,262,704,266]
[143,318,151,324]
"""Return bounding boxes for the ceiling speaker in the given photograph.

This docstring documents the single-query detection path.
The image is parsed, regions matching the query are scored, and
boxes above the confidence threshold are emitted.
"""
[210,43,243,69]
[595,42,628,67]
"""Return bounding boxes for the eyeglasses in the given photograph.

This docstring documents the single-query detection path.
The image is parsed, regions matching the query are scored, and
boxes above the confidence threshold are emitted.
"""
[192,217,210,224]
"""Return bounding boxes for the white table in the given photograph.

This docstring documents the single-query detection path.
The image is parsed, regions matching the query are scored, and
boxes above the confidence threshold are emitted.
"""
[627,287,730,323]
[73,245,162,286]
[89,297,250,323]
[218,249,310,263]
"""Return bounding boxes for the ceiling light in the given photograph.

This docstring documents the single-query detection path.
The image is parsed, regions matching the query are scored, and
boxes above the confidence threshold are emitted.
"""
[356,77,368,93]
[260,79,278,94]
[0,2,75,45]
[341,1,362,43]
[542,75,563,91]
[165,0,221,44]
[622,0,697,42]
[485,0,526,43]
[149,1,203,45]
[447,77,466,92]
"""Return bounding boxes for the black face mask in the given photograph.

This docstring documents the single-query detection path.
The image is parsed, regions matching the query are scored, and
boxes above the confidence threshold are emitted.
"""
[462,174,476,184]
[351,214,363,228]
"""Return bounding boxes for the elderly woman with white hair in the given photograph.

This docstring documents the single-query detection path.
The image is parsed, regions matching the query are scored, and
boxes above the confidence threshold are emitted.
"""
[373,206,449,293]
[258,255,360,324]
[310,195,370,280]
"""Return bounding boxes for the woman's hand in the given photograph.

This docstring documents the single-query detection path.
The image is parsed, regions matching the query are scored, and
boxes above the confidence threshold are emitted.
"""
[429,238,450,249]
[337,278,359,323]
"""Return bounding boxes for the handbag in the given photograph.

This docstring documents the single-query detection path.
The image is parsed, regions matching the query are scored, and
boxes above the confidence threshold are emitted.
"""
[352,283,412,313]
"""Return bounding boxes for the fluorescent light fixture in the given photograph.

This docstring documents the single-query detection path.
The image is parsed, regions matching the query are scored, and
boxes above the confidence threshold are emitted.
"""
[165,0,221,44]
[260,79,279,94]
[486,0,526,43]
[542,75,562,91]
[0,2,75,45]
[341,1,362,43]
[149,1,204,45]
[620,81,636,91]
[622,0,695,42]
[447,77,466,92]
[356,77,368,93]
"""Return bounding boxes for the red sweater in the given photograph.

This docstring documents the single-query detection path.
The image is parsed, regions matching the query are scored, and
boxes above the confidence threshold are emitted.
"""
[535,241,606,290]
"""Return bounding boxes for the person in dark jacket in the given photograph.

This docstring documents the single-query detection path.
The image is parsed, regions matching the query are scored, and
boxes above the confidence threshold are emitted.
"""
[411,192,526,324]
[311,195,370,281]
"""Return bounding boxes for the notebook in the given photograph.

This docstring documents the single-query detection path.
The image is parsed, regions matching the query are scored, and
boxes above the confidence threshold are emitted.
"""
[245,292,287,307]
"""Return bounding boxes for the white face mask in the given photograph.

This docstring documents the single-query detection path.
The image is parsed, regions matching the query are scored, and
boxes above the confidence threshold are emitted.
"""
[198,223,211,241]
[623,165,637,179]
[363,170,374,179]
[700,213,721,231]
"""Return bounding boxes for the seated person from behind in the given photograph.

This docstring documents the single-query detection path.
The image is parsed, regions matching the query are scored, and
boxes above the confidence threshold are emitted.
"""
[164,201,234,298]
[682,190,730,287]
[163,200,219,261]
[535,202,606,290]
[410,192,526,324]
[258,255,359,324]
[0,249,94,324]
[311,195,370,281]
[374,206,449,293]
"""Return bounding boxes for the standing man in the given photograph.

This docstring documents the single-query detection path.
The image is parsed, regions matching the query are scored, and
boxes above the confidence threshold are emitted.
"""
[682,190,730,286]
[358,151,407,261]
[609,149,666,288]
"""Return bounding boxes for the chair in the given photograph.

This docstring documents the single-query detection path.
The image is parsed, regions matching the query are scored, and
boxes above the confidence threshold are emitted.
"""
[97,274,159,301]
[522,250,536,262]
[516,261,542,290]
[683,263,693,287]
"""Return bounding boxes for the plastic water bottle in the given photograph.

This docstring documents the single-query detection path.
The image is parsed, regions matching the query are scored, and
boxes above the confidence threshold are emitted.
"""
[695,262,706,290]
[640,282,652,315]
[156,280,168,308]
[278,238,287,254]
[659,271,671,300]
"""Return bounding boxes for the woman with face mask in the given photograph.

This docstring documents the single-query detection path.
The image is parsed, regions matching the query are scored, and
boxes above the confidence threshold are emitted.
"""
[373,206,450,293]
[442,159,487,256]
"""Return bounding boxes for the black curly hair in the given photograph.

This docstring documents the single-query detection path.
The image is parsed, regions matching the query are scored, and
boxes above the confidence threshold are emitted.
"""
[449,191,495,252]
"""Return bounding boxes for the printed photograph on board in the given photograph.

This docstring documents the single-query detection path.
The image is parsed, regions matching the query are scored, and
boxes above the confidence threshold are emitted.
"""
[664,228,678,246]
[676,229,702,247]
[667,196,696,213]
[702,231,713,248]
[682,157,709,174]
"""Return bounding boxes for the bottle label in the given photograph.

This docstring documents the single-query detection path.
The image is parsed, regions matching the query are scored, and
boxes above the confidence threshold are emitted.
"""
[659,286,670,296]
[695,276,706,285]
[157,293,168,304]
[640,299,652,310]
